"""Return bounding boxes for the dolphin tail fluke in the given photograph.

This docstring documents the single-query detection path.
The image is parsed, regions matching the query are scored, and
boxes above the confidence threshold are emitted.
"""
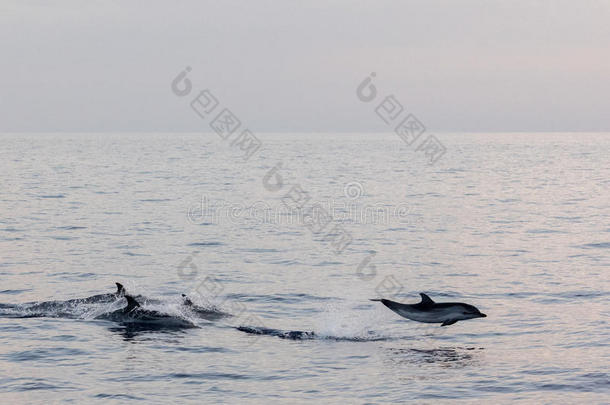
[123,295,140,313]
[374,299,412,319]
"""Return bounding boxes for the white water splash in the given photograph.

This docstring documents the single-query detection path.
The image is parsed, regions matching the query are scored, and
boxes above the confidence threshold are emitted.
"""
[314,302,392,341]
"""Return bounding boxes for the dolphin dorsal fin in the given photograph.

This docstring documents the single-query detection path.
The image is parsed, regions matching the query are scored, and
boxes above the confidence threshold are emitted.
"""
[124,295,140,313]
[419,293,435,305]
[181,294,193,306]
[115,282,125,296]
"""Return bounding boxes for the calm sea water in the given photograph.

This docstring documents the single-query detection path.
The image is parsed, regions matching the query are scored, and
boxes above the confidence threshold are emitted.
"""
[0,133,608,404]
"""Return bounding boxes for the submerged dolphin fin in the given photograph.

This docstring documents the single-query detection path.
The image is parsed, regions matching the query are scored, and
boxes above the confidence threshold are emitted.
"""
[115,282,125,296]
[123,295,140,313]
[441,319,457,326]
[419,293,435,306]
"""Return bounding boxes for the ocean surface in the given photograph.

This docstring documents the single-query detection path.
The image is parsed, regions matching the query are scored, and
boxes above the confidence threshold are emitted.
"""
[0,132,608,404]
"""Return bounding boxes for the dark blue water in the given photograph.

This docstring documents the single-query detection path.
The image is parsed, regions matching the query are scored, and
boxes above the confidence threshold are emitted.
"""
[0,133,608,403]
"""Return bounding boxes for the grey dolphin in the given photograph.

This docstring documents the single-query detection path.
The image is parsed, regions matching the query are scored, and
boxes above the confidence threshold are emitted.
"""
[23,282,125,314]
[61,282,125,305]
[237,326,315,340]
[372,293,486,326]
[100,294,196,328]
[76,282,125,304]
[181,294,229,320]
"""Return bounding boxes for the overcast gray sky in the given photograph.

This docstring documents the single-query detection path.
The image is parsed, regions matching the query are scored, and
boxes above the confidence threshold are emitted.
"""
[1,0,609,132]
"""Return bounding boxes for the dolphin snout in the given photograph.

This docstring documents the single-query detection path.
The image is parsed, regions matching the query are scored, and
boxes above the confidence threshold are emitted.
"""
[479,313,487,317]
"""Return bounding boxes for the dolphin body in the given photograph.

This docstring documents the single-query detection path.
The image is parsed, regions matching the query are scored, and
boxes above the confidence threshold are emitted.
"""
[372,293,486,326]
[237,326,315,340]
[44,282,124,306]
[100,294,196,328]
[70,282,125,304]
[1,283,227,329]
[181,294,228,321]
[17,283,126,316]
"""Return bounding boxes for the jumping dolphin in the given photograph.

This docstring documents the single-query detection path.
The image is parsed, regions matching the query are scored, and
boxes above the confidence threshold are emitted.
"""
[372,293,486,326]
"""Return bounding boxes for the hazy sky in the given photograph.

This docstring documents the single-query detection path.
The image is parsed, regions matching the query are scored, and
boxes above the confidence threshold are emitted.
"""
[1,0,609,132]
